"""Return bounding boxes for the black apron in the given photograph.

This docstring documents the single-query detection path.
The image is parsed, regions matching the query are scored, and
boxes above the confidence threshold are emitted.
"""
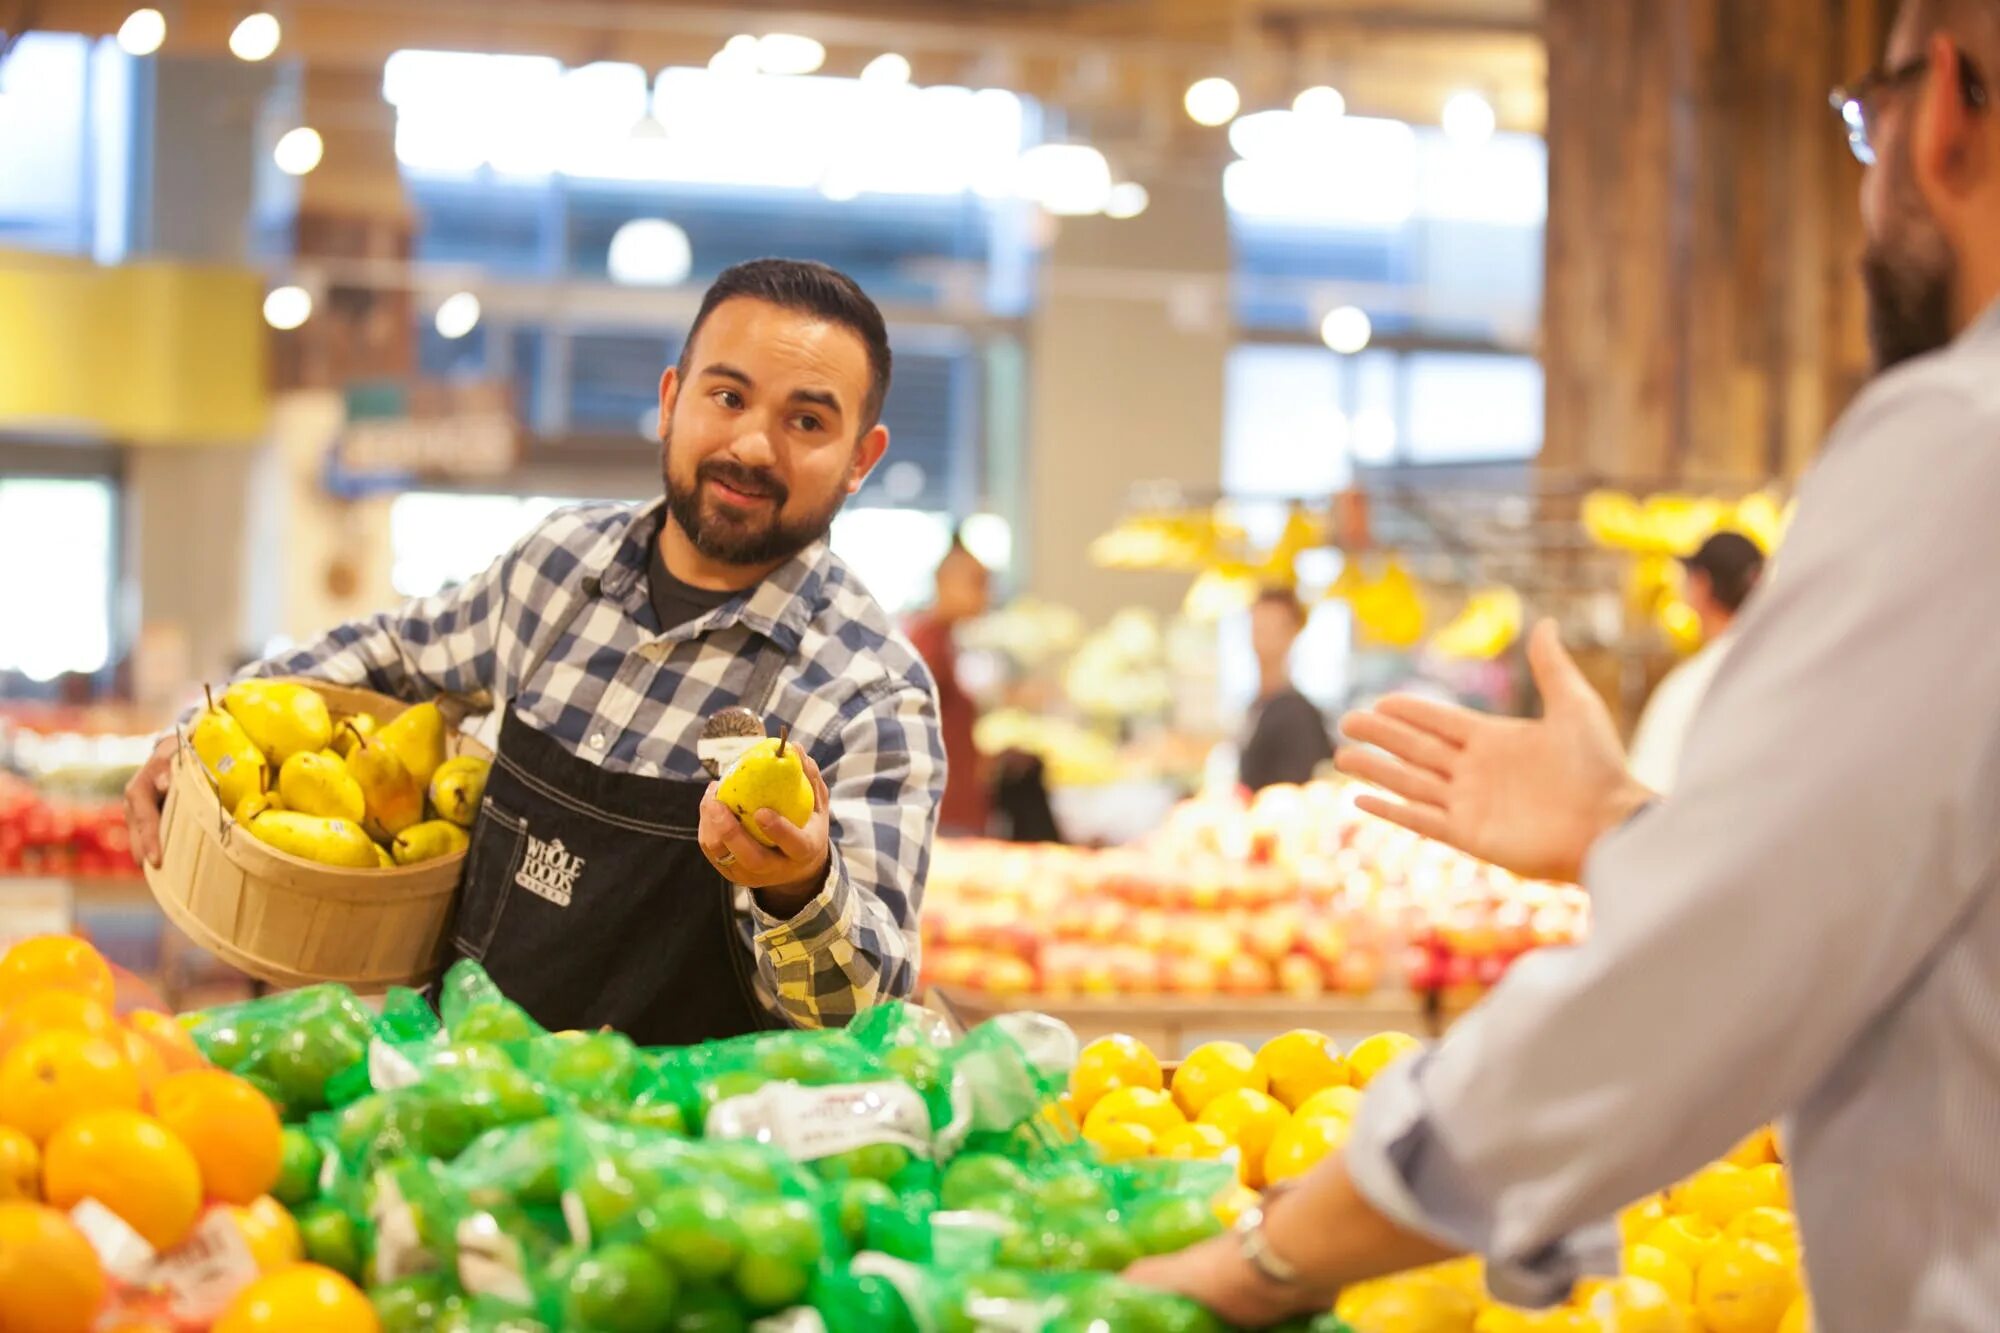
[442,586,788,1045]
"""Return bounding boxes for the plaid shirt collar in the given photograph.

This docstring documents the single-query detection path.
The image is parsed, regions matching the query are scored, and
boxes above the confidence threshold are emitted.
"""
[587,496,835,655]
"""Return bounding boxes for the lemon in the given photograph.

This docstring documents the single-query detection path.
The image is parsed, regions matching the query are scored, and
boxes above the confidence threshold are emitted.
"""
[1254,1029,1348,1109]
[1723,1126,1779,1169]
[1263,1113,1351,1186]
[1153,1121,1233,1161]
[1625,1242,1695,1305]
[1639,1214,1722,1272]
[1195,1088,1289,1189]
[1295,1085,1366,1123]
[1081,1085,1184,1139]
[1721,1206,1799,1260]
[1081,1119,1155,1163]
[1777,1295,1811,1333]
[1587,1276,1694,1333]
[1619,1195,1669,1247]
[1068,1034,1161,1118]
[1346,1031,1423,1089]
[1170,1041,1265,1120]
[1338,1277,1478,1333]
[1695,1237,1799,1333]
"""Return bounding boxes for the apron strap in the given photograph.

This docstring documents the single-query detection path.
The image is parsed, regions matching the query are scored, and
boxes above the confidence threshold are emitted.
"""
[742,633,790,717]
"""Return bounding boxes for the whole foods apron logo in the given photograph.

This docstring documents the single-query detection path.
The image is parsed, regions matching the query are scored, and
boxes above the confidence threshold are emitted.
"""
[515,835,584,906]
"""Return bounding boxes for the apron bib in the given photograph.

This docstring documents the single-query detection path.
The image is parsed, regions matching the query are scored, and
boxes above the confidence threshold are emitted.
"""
[442,584,789,1045]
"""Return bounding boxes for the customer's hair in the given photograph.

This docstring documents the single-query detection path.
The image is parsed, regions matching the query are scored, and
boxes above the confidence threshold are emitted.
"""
[677,258,893,432]
[1254,587,1308,625]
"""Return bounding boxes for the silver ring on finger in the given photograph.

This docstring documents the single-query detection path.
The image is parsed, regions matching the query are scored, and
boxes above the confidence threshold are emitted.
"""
[716,849,737,868]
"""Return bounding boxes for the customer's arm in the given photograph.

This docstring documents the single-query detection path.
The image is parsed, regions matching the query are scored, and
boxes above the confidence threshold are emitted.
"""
[1134,372,2000,1319]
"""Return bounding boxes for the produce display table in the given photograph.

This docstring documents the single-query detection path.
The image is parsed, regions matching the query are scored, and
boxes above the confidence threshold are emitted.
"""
[929,987,1435,1057]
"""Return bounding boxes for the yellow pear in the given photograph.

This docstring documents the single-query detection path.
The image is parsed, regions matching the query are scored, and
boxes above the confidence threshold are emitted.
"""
[223,680,333,765]
[341,721,425,841]
[371,842,396,869]
[428,756,490,828]
[278,751,366,823]
[716,728,815,848]
[190,686,267,815]
[377,701,447,788]
[332,712,378,758]
[233,790,284,823]
[244,811,378,868]
[391,819,470,866]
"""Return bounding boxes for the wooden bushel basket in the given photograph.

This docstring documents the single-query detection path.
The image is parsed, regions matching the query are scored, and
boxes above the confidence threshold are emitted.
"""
[142,680,490,990]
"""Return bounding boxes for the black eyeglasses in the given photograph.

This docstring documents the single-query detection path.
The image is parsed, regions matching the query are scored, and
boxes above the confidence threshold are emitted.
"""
[1831,51,1989,165]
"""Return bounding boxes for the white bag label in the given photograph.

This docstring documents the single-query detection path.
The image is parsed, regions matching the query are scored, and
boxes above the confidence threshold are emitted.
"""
[457,1212,534,1307]
[369,1170,437,1281]
[68,1198,155,1285]
[369,1038,424,1092]
[704,1080,931,1161]
[152,1209,261,1321]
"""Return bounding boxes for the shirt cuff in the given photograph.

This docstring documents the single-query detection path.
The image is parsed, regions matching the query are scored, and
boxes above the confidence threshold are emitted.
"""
[1344,1053,1621,1308]
[749,844,855,969]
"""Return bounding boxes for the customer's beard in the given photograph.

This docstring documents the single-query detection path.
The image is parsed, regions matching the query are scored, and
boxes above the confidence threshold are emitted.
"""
[662,432,849,567]
[1862,160,1959,373]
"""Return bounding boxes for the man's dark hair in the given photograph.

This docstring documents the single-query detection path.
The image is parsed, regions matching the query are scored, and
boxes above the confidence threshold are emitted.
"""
[1254,586,1308,625]
[1683,531,1766,614]
[677,258,893,433]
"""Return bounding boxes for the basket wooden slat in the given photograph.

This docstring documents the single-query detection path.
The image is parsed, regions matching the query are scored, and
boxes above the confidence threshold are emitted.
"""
[143,680,490,989]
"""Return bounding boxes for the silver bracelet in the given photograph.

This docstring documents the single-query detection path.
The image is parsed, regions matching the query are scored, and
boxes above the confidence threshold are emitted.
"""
[1232,1182,1305,1287]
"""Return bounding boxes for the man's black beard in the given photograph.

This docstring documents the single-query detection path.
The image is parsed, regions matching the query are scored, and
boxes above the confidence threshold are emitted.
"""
[1862,153,1959,373]
[663,437,848,567]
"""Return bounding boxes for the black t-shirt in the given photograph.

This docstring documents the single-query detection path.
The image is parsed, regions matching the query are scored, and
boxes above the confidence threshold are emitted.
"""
[1239,686,1335,791]
[648,534,737,632]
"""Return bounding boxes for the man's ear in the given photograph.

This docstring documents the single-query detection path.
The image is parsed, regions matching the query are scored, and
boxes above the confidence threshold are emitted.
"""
[656,366,681,441]
[847,425,891,495]
[1913,35,1979,201]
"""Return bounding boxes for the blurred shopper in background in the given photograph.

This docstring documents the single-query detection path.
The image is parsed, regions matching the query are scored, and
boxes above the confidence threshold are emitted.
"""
[905,535,993,836]
[1239,588,1335,791]
[1625,530,1766,791]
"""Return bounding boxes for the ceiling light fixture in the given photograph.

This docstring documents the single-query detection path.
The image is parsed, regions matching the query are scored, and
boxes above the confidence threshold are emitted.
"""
[116,9,167,57]
[272,126,323,175]
[1184,77,1241,127]
[228,12,281,62]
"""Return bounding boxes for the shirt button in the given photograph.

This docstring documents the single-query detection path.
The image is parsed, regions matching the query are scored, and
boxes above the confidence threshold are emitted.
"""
[589,733,606,751]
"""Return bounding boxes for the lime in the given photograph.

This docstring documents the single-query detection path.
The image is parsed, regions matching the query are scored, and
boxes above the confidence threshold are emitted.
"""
[1072,1216,1143,1271]
[543,1033,638,1096]
[732,1252,812,1311]
[334,1094,390,1161]
[564,1241,678,1333]
[752,1038,840,1084]
[701,1142,782,1195]
[371,1273,451,1333]
[1031,1166,1111,1212]
[430,1301,476,1333]
[698,1070,771,1116]
[641,1182,743,1282]
[434,1040,514,1072]
[670,1284,751,1333]
[197,1024,253,1070]
[626,1099,689,1135]
[815,1142,911,1184]
[274,1126,325,1207]
[733,1197,823,1308]
[835,1178,897,1250]
[940,1154,1030,1211]
[408,1094,483,1160]
[937,1271,1036,1333]
[1130,1194,1222,1256]
[296,1202,363,1279]
[467,1065,552,1128]
[455,1001,539,1044]
[881,1044,944,1094]
[266,1022,368,1111]
[574,1157,664,1238]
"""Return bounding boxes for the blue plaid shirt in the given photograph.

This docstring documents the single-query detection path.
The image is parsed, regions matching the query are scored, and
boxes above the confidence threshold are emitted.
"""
[247,497,944,1028]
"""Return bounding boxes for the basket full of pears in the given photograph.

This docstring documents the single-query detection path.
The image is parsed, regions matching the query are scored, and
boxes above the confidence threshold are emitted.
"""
[142,678,494,990]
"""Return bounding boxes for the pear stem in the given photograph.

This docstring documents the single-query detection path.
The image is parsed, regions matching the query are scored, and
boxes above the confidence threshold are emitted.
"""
[204,684,216,713]
[777,723,791,758]
[342,719,368,749]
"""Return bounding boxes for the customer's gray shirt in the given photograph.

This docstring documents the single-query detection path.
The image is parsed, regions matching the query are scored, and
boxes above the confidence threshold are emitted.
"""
[1344,297,2000,1331]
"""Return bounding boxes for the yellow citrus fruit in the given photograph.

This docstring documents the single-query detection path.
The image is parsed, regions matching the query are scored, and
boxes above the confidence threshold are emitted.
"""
[1416,1256,1487,1298]
[1081,1085,1184,1140]
[0,937,115,1012]
[212,1263,379,1333]
[1745,1163,1789,1210]
[1517,1312,1594,1333]
[1724,1126,1779,1169]
[1619,1194,1669,1247]
[1777,1295,1811,1333]
[1473,1309,1532,1333]
[1154,1122,1233,1161]
[0,991,116,1058]
[1170,1041,1265,1120]
[230,1196,304,1271]
[1211,1184,1259,1228]
[42,1108,203,1251]
[153,1068,284,1205]
[1625,1242,1695,1305]
[1695,1237,1799,1333]
[1294,1085,1365,1123]
[1722,1206,1799,1259]
[1640,1214,1722,1273]
[126,1010,207,1075]
[1068,1034,1162,1119]
[1345,1031,1422,1089]
[1586,1276,1695,1333]
[1263,1112,1351,1186]
[1670,1162,1759,1230]
[0,1030,142,1145]
[1082,1119,1155,1163]
[0,1127,38,1202]
[1197,1088,1289,1188]
[0,1201,106,1333]
[1254,1029,1348,1109]
[1338,1278,1478,1333]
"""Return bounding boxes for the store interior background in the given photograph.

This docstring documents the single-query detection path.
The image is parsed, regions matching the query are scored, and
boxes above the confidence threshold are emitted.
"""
[0,0,1890,1003]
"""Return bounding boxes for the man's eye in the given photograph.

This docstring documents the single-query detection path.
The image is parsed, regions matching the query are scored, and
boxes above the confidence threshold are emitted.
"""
[792,414,824,433]
[714,389,743,409]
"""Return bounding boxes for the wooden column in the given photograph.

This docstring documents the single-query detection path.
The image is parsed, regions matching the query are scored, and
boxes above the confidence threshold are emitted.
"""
[1541,0,1894,487]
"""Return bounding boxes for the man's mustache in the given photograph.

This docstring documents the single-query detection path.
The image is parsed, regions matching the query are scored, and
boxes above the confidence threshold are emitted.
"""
[698,458,788,507]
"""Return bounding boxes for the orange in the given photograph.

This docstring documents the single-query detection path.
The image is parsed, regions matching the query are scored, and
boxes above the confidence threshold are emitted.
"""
[1337,1278,1478,1333]
[1695,1237,1799,1333]
[1196,1088,1289,1188]
[1619,1194,1669,1247]
[1640,1214,1722,1273]
[0,1127,38,1202]
[1673,1162,1786,1231]
[228,1197,304,1271]
[0,937,115,1012]
[1724,1126,1779,1169]
[1777,1295,1811,1333]
[1263,1111,1350,1186]
[125,1011,206,1075]
[1153,1122,1233,1161]
[123,1029,168,1094]
[152,1069,282,1205]
[0,1200,106,1333]
[1080,1086,1184,1139]
[1294,1085,1365,1124]
[43,1109,203,1251]
[1068,1034,1162,1119]
[0,1031,142,1144]
[1169,1041,1265,1120]
[213,1263,379,1333]
[0,992,116,1057]
[1584,1277,1693,1333]
[1344,1031,1422,1089]
[1255,1029,1348,1109]
[1625,1242,1695,1305]
[1722,1206,1800,1259]
[1081,1119,1154,1163]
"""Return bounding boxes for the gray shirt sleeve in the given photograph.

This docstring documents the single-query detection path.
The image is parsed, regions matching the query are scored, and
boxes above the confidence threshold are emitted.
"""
[1342,356,2000,1303]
